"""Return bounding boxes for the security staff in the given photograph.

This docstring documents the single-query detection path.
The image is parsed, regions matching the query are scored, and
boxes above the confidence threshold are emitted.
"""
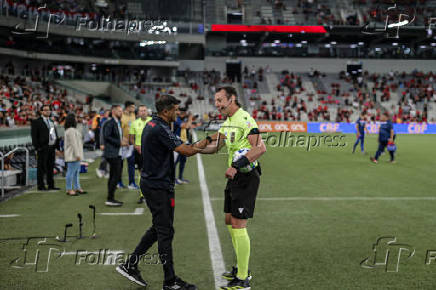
[31,105,60,191]
[102,105,129,206]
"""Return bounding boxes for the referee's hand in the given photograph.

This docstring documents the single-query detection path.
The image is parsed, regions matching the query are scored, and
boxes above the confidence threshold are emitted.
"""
[225,167,237,179]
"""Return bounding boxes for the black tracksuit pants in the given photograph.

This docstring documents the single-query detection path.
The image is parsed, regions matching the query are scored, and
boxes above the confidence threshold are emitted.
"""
[128,180,176,283]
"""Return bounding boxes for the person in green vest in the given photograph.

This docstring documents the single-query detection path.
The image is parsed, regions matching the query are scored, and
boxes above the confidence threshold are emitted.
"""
[129,105,152,204]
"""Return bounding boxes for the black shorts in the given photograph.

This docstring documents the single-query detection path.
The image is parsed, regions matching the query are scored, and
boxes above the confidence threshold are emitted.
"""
[224,166,260,219]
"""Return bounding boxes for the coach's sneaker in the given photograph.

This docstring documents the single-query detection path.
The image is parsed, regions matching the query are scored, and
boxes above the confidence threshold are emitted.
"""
[116,263,148,287]
[370,157,378,164]
[220,277,250,290]
[222,266,252,281]
[163,276,197,290]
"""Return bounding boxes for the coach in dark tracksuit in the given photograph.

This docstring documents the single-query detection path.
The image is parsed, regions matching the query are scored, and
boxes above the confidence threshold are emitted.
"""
[103,105,128,207]
[371,111,396,163]
[31,105,60,191]
[117,95,211,290]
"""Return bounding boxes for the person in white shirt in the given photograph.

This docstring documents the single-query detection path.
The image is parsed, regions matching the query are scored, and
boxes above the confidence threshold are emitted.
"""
[64,113,87,196]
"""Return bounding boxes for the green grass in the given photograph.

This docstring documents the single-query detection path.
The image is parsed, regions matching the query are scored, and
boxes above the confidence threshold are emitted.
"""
[1,133,436,289]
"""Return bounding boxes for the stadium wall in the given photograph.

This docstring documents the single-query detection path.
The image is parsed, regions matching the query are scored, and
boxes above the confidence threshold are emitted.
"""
[179,60,205,71]
[205,57,436,73]
[56,80,139,106]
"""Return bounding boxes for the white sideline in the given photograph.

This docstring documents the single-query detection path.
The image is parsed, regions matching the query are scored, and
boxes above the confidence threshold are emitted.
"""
[98,208,144,215]
[210,197,436,201]
[193,131,226,289]
[0,214,20,218]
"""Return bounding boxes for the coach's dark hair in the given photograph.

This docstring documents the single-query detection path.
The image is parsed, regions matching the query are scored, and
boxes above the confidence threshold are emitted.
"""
[111,104,121,111]
[216,86,241,107]
[156,95,180,114]
[64,113,77,129]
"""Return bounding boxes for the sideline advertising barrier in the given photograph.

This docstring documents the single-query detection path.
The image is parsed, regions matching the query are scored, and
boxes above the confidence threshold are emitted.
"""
[256,121,436,134]
[257,121,307,133]
[307,122,436,134]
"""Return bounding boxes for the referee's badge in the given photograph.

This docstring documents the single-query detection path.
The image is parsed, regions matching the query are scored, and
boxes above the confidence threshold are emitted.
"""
[230,132,235,143]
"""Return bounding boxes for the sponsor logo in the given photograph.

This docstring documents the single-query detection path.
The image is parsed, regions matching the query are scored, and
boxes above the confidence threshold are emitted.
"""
[257,122,307,133]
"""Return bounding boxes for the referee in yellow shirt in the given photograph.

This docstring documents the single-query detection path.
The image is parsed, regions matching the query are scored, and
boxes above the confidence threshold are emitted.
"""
[121,101,137,189]
[129,105,152,203]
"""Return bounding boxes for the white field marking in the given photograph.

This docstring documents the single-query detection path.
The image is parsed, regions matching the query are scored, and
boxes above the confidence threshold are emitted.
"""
[63,250,126,265]
[55,176,92,180]
[0,214,20,217]
[25,190,60,194]
[193,131,226,290]
[98,208,144,216]
[210,197,436,201]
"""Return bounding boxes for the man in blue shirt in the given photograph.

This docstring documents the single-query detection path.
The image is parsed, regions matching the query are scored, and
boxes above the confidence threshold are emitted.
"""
[173,108,193,184]
[371,111,395,163]
[353,112,368,154]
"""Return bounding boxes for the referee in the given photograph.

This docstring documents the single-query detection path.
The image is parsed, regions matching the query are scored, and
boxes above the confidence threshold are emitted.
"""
[117,95,210,289]
[128,105,152,203]
[199,86,266,290]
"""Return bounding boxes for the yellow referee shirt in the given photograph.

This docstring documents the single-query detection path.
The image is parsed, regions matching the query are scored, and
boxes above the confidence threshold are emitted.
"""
[129,117,152,146]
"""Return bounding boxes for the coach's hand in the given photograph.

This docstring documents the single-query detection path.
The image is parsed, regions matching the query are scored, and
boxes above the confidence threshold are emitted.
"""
[225,167,237,179]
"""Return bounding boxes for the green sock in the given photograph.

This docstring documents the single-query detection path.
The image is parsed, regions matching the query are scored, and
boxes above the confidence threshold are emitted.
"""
[227,225,238,256]
[233,228,250,280]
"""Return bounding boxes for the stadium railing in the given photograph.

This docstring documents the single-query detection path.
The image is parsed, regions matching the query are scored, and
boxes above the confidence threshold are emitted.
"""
[0,146,29,197]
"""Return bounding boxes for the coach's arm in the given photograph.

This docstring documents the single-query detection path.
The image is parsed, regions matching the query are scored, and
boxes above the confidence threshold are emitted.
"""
[198,132,226,154]
[174,135,216,157]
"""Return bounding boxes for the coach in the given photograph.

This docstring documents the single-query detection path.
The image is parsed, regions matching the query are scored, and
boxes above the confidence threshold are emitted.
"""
[117,95,211,289]
[31,105,60,191]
